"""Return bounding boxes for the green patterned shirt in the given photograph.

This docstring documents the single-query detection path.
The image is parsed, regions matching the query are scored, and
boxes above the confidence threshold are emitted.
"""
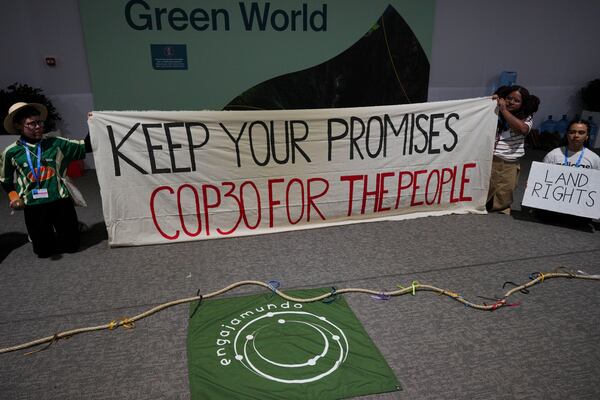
[0,136,86,206]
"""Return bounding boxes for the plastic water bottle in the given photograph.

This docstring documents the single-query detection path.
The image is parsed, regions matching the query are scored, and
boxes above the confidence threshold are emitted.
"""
[556,114,569,137]
[540,115,557,134]
[588,116,599,148]
[499,71,517,87]
[492,71,518,93]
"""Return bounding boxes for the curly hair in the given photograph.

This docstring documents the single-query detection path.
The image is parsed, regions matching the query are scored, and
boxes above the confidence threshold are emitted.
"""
[494,85,540,120]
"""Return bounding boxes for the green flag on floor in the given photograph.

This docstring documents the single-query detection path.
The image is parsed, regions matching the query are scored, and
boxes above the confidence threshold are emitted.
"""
[187,288,401,399]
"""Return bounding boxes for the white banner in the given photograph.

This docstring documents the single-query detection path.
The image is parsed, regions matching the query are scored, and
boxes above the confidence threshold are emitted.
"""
[88,97,497,246]
[522,161,600,218]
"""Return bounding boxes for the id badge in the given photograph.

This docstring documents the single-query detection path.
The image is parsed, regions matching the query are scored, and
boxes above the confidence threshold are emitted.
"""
[32,188,49,199]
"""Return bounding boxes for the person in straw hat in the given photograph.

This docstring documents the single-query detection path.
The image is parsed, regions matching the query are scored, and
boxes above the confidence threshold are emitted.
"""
[1,102,90,258]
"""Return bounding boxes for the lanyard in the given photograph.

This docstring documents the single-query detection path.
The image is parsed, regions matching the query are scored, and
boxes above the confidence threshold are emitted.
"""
[564,147,585,167]
[20,140,42,185]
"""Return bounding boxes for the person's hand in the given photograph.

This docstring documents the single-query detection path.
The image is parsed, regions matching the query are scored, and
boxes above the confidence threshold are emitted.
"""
[496,97,507,112]
[9,198,24,210]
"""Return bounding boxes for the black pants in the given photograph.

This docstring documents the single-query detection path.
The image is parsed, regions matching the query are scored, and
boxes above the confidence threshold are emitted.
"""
[24,198,80,258]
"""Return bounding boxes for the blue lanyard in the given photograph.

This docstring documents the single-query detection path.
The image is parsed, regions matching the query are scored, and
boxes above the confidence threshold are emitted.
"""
[20,140,42,185]
[564,147,585,167]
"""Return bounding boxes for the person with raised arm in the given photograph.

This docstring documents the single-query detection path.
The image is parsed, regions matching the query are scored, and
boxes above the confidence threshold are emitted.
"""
[487,85,540,214]
[1,102,91,257]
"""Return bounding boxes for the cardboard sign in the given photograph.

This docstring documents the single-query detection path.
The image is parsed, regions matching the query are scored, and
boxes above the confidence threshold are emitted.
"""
[522,161,600,218]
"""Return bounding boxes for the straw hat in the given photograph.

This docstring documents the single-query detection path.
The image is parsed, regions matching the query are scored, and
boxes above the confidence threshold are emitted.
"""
[3,102,48,134]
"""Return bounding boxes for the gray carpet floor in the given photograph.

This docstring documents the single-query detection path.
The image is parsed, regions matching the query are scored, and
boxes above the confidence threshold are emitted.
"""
[1,149,599,400]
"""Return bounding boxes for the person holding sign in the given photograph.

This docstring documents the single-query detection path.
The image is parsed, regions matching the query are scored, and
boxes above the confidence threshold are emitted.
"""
[531,119,600,232]
[1,102,90,257]
[487,85,540,214]
[542,119,600,169]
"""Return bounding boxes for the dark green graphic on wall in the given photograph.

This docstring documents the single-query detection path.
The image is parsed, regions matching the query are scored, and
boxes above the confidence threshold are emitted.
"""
[225,6,429,110]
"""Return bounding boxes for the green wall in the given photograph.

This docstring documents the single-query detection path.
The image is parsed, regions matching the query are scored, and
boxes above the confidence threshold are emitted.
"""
[79,0,434,110]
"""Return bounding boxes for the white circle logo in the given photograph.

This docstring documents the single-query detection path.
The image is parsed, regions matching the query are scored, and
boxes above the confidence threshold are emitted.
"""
[232,311,349,384]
